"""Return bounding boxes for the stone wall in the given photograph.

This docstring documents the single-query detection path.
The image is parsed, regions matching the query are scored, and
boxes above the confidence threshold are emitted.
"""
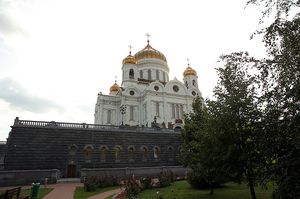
[4,123,183,178]
[0,169,60,186]
[81,166,188,181]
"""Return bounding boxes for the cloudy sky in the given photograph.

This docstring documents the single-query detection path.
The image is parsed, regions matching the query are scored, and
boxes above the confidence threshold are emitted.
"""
[0,0,268,140]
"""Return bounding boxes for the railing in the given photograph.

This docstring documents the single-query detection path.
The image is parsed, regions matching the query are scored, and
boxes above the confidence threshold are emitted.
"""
[13,118,177,133]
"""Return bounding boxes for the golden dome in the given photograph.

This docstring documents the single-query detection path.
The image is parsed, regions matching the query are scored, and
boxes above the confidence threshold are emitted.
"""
[109,82,120,92]
[122,54,137,65]
[183,66,197,77]
[134,44,167,62]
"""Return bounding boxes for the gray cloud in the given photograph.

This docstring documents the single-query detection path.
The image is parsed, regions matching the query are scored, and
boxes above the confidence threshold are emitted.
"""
[0,0,28,38]
[0,77,64,113]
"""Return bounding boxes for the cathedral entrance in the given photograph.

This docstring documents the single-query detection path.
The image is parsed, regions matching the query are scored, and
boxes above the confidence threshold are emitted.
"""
[67,164,76,177]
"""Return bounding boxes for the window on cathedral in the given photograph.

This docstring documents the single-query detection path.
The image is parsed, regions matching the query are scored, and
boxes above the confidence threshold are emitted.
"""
[154,86,159,91]
[148,69,151,80]
[176,104,180,119]
[107,110,111,124]
[128,146,135,161]
[129,90,135,96]
[172,104,175,119]
[163,72,166,82]
[141,146,148,161]
[84,146,93,162]
[100,146,108,162]
[130,106,134,121]
[156,70,159,80]
[140,70,143,79]
[129,69,134,79]
[168,146,174,161]
[69,145,77,156]
[155,102,160,117]
[185,81,188,88]
[192,79,196,86]
[173,85,179,92]
[115,146,121,162]
[153,146,159,159]
[192,91,196,96]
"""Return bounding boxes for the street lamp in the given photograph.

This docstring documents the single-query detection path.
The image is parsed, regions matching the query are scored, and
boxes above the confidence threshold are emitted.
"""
[120,105,127,126]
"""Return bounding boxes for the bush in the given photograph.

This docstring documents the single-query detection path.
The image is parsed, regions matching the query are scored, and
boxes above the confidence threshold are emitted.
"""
[84,179,97,192]
[158,170,172,188]
[187,171,222,189]
[140,177,151,190]
[125,176,141,198]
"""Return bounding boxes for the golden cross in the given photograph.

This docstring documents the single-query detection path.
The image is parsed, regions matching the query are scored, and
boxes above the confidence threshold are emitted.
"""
[187,58,190,66]
[146,33,151,44]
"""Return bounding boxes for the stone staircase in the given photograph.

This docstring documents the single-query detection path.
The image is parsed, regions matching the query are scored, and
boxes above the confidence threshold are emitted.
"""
[57,178,81,183]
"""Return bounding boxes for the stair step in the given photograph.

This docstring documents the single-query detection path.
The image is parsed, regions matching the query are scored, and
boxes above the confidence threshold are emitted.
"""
[57,178,81,183]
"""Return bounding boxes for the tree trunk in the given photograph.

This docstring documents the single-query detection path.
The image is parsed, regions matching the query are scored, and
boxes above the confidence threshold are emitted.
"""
[248,175,256,199]
[210,182,214,195]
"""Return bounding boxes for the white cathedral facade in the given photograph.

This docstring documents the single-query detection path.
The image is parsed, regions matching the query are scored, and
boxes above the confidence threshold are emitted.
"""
[94,39,201,129]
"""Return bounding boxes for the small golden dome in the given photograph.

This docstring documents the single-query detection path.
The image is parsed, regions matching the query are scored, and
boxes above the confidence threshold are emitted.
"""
[135,44,167,62]
[122,54,137,65]
[109,82,120,92]
[183,66,197,77]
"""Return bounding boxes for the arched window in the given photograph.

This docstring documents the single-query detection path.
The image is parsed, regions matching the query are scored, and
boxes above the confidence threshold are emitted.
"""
[153,146,160,159]
[107,110,111,124]
[129,69,134,79]
[185,81,188,88]
[156,70,159,80]
[141,146,148,161]
[115,146,121,162]
[140,70,143,79]
[167,146,175,161]
[84,145,93,162]
[100,146,108,162]
[192,79,196,86]
[148,69,151,80]
[69,145,78,156]
[128,146,135,161]
[156,102,160,117]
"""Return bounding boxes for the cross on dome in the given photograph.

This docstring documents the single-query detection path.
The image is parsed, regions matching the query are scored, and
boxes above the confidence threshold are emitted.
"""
[146,33,151,44]
[128,45,133,55]
[187,58,190,66]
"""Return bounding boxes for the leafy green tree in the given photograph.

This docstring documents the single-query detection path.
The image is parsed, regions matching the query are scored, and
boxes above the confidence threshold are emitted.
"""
[179,96,226,195]
[209,52,263,199]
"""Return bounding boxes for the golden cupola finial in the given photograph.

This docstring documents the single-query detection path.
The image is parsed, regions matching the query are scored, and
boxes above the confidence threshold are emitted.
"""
[183,59,197,77]
[122,45,137,65]
[109,81,120,93]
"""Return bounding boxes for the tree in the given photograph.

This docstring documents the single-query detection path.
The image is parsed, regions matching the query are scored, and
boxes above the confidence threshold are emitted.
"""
[208,52,263,199]
[179,96,226,195]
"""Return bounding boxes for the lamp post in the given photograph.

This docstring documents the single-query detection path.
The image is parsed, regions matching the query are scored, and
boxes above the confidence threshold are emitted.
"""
[120,105,127,126]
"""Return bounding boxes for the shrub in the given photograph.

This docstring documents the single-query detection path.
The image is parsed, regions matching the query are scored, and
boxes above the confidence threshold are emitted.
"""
[84,178,97,192]
[140,177,151,190]
[187,170,222,189]
[125,176,141,199]
[158,171,172,188]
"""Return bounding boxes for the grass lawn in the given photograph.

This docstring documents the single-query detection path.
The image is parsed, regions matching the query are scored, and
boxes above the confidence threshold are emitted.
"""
[74,185,121,199]
[0,187,53,199]
[138,181,273,199]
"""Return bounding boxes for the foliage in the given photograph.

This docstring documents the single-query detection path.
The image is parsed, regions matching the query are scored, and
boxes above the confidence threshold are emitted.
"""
[138,180,273,199]
[140,177,152,190]
[179,96,228,195]
[84,176,119,192]
[125,176,141,199]
[187,170,222,189]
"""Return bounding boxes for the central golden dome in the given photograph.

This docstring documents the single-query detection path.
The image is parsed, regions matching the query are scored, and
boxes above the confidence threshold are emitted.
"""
[134,43,167,62]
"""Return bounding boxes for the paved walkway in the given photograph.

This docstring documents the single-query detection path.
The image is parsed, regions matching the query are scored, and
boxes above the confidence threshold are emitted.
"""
[43,182,83,199]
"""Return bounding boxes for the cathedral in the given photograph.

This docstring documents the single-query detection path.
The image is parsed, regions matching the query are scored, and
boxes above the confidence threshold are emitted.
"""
[95,38,201,128]
[0,37,201,185]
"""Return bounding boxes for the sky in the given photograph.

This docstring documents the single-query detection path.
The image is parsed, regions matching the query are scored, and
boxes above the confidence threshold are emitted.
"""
[0,0,268,140]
